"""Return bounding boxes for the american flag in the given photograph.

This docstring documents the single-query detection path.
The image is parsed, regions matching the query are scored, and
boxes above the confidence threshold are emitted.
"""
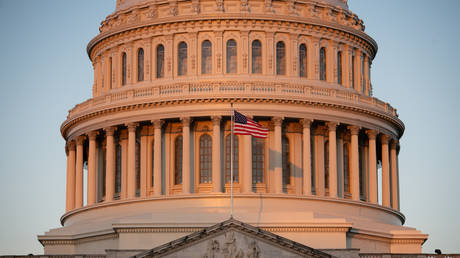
[233,111,268,138]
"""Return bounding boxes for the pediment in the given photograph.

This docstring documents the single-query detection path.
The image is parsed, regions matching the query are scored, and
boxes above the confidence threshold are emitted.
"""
[134,218,331,258]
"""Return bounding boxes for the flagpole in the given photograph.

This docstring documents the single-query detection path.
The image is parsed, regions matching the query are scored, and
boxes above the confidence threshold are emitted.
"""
[230,103,234,218]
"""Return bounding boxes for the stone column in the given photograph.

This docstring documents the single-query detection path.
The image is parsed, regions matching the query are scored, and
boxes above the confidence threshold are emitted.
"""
[366,129,378,204]
[127,123,138,199]
[105,127,116,202]
[301,119,312,195]
[381,134,391,207]
[390,139,399,210]
[153,120,164,195]
[313,126,325,196]
[348,126,360,201]
[212,116,222,193]
[66,141,76,212]
[327,122,338,198]
[181,117,191,194]
[242,135,252,193]
[75,135,86,208]
[87,131,98,205]
[273,117,283,194]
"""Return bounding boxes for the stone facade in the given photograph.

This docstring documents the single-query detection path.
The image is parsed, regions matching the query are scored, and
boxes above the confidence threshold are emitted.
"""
[38,0,428,256]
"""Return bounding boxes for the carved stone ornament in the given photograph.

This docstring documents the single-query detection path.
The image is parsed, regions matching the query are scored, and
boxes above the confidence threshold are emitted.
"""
[240,0,249,12]
[192,0,201,14]
[264,0,273,13]
[216,0,224,12]
[169,1,178,16]
[288,0,296,15]
[146,4,158,19]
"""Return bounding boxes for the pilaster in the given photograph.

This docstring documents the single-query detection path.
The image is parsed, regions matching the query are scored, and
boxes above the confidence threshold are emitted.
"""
[212,116,222,192]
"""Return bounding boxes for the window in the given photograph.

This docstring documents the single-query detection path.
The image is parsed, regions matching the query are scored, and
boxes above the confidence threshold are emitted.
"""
[252,40,262,74]
[361,54,365,94]
[225,135,239,183]
[252,137,264,184]
[343,143,350,195]
[151,140,154,187]
[319,47,326,81]
[324,140,329,191]
[276,41,286,75]
[199,134,212,183]
[178,42,188,76]
[337,51,342,85]
[282,136,290,185]
[201,40,212,74]
[226,39,237,73]
[109,57,113,89]
[174,136,183,185]
[352,55,355,88]
[122,52,127,85]
[156,45,164,78]
[115,142,122,194]
[137,48,144,82]
[299,44,307,77]
[135,135,140,197]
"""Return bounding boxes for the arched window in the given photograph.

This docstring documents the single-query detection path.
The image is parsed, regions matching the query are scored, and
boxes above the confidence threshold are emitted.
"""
[151,140,154,187]
[343,143,350,196]
[135,135,140,197]
[282,136,290,186]
[337,51,343,85]
[324,140,329,191]
[156,44,164,78]
[319,47,326,81]
[225,135,239,183]
[252,40,262,74]
[109,57,113,89]
[201,40,212,74]
[252,137,264,184]
[137,48,144,82]
[122,52,127,85]
[178,42,188,76]
[174,136,183,185]
[226,39,237,74]
[115,142,122,195]
[276,41,286,75]
[299,44,307,77]
[352,55,356,88]
[199,134,212,183]
[361,54,365,94]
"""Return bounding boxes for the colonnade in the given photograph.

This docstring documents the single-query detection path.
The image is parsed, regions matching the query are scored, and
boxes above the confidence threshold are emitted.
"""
[65,116,400,212]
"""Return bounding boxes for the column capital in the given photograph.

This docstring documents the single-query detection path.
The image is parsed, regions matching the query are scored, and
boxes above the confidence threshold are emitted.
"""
[87,131,99,140]
[126,122,139,132]
[211,116,222,125]
[181,117,192,127]
[365,129,378,139]
[380,134,391,144]
[301,118,312,129]
[326,121,338,131]
[271,116,283,127]
[347,125,361,135]
[152,119,164,129]
[313,125,327,136]
[104,126,117,136]
[391,139,399,149]
[76,135,86,145]
[67,140,76,149]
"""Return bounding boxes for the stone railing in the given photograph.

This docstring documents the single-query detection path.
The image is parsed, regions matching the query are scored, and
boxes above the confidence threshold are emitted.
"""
[67,79,398,121]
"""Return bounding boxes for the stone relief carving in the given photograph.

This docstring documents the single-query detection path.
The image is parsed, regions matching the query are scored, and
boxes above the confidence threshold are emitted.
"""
[146,4,158,19]
[264,0,273,13]
[192,0,201,14]
[201,232,261,258]
[216,0,224,12]
[287,0,296,15]
[240,0,249,12]
[169,0,178,16]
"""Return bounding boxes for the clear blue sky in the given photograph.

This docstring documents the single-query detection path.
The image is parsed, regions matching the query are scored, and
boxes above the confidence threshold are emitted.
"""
[0,0,459,255]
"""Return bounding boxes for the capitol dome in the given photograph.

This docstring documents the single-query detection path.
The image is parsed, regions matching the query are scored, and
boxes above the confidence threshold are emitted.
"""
[39,0,427,256]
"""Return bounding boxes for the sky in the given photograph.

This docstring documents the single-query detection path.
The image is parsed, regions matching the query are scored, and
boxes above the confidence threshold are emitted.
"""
[0,0,459,255]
